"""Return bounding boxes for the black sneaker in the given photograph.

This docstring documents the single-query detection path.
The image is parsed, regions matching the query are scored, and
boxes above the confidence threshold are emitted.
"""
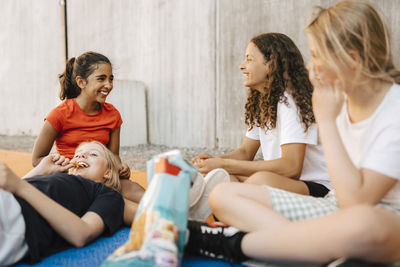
[185,220,248,263]
[326,258,389,267]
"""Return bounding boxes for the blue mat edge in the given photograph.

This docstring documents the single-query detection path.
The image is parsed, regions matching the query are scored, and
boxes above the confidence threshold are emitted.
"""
[17,227,245,267]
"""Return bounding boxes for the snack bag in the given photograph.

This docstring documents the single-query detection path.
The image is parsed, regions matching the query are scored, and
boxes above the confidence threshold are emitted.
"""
[102,150,197,267]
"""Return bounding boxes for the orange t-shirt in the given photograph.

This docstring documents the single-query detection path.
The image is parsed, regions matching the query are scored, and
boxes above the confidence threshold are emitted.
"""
[46,98,123,159]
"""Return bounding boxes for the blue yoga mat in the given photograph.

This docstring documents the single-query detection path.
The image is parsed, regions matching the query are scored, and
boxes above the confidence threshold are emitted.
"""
[17,227,246,267]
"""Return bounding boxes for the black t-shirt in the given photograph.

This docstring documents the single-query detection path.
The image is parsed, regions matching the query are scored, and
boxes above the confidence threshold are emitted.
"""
[15,173,124,263]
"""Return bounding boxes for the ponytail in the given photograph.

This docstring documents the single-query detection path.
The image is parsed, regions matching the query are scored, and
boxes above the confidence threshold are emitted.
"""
[58,57,81,100]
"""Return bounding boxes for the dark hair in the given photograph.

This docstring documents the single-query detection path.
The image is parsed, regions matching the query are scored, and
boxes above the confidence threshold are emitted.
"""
[58,51,112,100]
[244,33,315,132]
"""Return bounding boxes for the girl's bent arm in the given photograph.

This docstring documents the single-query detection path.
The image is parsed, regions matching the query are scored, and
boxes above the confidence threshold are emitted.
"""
[220,143,305,178]
[108,127,121,156]
[123,198,138,225]
[219,137,260,161]
[108,127,130,178]
[318,121,396,207]
[15,180,105,247]
[32,121,58,167]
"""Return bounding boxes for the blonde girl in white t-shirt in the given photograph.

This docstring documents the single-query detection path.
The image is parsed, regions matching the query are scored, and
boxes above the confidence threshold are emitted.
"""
[192,33,330,197]
[186,1,400,264]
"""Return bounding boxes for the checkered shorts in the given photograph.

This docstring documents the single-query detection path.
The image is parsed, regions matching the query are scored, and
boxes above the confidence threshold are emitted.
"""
[266,186,338,221]
[266,186,400,221]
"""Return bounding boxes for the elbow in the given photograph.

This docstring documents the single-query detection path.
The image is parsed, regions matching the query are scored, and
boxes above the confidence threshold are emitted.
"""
[287,163,303,179]
[32,158,39,167]
[71,233,92,248]
[290,169,302,179]
[72,238,86,248]
[280,157,304,179]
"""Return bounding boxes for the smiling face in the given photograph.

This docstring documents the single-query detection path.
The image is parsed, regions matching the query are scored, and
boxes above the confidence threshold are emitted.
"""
[69,142,111,183]
[77,62,114,105]
[239,42,269,93]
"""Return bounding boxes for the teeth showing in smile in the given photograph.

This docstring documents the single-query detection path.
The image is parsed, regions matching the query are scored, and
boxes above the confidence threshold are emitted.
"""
[100,90,109,96]
[73,162,88,168]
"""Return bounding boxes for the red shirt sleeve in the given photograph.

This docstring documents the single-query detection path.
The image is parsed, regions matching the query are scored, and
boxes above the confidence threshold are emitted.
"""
[45,102,66,133]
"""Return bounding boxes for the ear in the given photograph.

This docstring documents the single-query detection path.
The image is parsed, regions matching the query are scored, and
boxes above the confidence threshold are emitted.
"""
[348,50,361,63]
[75,76,87,89]
[103,168,112,180]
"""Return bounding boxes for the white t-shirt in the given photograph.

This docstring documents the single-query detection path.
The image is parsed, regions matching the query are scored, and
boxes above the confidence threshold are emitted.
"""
[336,83,400,210]
[246,93,330,189]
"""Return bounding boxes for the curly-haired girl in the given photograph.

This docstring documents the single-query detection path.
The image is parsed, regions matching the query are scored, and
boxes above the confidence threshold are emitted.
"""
[186,1,400,264]
[192,33,330,197]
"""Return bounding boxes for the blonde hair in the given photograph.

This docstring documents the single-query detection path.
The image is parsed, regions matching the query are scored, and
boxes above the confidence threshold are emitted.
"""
[305,0,400,86]
[76,141,121,192]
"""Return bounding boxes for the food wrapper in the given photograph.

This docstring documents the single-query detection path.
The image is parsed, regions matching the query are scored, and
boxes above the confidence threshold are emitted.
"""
[102,150,197,267]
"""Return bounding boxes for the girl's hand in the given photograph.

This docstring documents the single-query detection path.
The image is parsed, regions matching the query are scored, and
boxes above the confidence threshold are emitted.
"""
[0,162,23,193]
[310,67,345,123]
[191,153,213,165]
[51,153,71,167]
[119,163,131,179]
[195,158,224,175]
[37,154,73,175]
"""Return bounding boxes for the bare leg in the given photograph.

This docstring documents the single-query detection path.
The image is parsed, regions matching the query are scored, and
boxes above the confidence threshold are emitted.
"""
[209,182,289,232]
[229,175,238,182]
[230,175,255,182]
[120,179,145,203]
[245,171,309,195]
[241,205,400,263]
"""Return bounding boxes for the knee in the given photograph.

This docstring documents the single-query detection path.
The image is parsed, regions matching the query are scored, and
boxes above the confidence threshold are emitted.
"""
[340,206,389,254]
[245,171,275,185]
[209,183,236,214]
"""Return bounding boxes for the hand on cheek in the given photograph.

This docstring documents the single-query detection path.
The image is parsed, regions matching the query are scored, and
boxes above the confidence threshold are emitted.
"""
[312,77,345,123]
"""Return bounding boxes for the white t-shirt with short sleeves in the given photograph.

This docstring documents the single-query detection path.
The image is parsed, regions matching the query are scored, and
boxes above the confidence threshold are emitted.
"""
[246,92,330,189]
[336,83,400,209]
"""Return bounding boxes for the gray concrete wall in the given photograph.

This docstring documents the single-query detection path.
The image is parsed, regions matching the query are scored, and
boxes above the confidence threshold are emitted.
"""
[1,0,399,149]
[66,0,216,148]
[215,0,400,148]
[107,80,148,146]
[0,0,64,135]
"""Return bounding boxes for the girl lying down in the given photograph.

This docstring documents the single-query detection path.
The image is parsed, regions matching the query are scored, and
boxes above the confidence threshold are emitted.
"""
[0,141,137,265]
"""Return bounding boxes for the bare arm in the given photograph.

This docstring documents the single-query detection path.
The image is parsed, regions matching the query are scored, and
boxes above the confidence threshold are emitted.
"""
[24,154,72,179]
[108,127,121,156]
[123,198,138,226]
[32,121,58,167]
[192,137,260,166]
[108,128,130,179]
[197,143,306,178]
[219,137,261,160]
[311,72,397,207]
[318,121,396,206]
[0,162,104,248]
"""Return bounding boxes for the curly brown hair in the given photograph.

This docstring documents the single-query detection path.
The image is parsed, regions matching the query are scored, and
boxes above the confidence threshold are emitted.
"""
[244,33,315,132]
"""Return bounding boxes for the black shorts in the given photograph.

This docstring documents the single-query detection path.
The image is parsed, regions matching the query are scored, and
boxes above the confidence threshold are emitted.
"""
[303,181,330,197]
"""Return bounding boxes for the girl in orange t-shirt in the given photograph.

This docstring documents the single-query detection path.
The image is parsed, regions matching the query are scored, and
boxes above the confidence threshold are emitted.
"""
[32,51,144,203]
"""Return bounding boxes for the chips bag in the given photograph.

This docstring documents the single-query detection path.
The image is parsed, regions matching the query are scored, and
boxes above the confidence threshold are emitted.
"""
[102,150,197,267]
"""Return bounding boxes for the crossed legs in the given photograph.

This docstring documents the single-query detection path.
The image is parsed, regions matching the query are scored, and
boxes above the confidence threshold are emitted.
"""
[209,182,400,263]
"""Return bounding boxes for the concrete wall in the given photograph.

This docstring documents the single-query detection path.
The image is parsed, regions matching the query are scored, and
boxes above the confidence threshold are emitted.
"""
[107,80,148,146]
[66,0,217,148]
[1,0,399,149]
[0,0,63,135]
